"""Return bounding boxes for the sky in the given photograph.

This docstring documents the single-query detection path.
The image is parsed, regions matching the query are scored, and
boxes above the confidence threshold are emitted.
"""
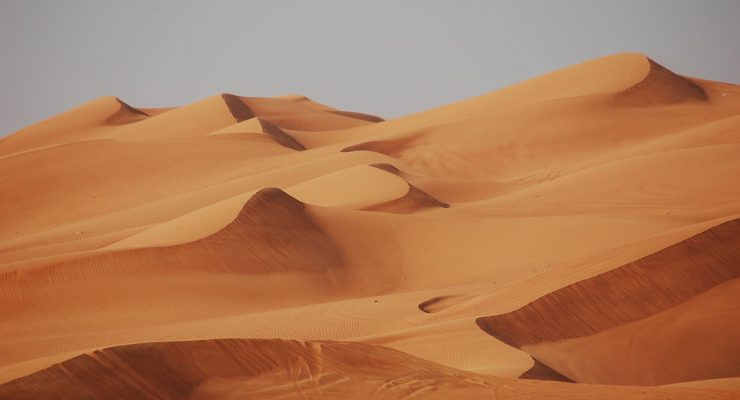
[1,0,739,135]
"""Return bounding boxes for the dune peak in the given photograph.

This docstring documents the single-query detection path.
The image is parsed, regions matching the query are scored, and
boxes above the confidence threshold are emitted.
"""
[220,93,255,122]
[2,52,740,398]
[615,56,708,105]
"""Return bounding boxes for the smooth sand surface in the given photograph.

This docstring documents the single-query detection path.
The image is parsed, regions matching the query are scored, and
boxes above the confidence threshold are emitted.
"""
[1,53,739,398]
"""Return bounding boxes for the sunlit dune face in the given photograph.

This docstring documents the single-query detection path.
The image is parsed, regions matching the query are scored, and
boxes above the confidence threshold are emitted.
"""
[1,53,739,399]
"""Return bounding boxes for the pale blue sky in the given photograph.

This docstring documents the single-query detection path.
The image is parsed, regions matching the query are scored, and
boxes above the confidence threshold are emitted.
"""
[1,0,739,134]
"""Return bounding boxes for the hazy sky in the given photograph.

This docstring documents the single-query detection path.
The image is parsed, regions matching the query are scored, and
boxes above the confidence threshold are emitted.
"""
[1,0,739,135]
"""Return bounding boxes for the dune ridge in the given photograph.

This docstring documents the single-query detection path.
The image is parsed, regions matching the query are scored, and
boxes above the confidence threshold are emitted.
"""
[1,53,739,398]
[0,339,733,400]
[475,218,740,346]
[614,58,708,105]
[524,277,740,385]
[363,185,449,214]
[0,188,342,295]
[220,93,255,122]
[206,116,306,150]
[475,218,740,385]
[104,98,149,125]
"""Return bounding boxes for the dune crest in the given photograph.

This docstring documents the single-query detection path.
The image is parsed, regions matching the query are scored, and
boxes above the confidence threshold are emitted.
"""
[614,58,708,105]
[220,93,255,122]
[476,218,740,385]
[103,98,149,125]
[0,187,342,290]
[0,339,732,400]
[363,185,449,213]
[1,53,739,398]
[209,116,306,150]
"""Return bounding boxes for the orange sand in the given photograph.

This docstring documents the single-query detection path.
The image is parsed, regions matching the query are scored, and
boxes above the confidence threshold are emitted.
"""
[1,53,739,398]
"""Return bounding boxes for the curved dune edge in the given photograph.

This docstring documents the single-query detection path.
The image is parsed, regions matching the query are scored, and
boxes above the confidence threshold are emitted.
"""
[328,109,385,123]
[368,162,403,175]
[220,93,255,122]
[238,95,381,131]
[104,164,410,251]
[208,117,305,150]
[475,218,740,383]
[0,188,342,291]
[0,338,732,400]
[362,185,449,214]
[415,294,481,314]
[614,58,708,106]
[104,98,149,125]
[524,277,740,385]
[1,52,739,398]
[0,96,144,156]
[358,163,449,213]
[520,359,574,383]
[417,296,448,313]
[340,134,423,158]
[247,118,305,150]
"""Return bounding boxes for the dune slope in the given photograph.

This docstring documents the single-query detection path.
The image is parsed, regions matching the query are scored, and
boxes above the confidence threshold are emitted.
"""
[476,218,740,385]
[0,339,733,400]
[1,53,739,398]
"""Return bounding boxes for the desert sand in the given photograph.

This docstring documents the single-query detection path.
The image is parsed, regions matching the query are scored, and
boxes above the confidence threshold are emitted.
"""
[0,53,739,399]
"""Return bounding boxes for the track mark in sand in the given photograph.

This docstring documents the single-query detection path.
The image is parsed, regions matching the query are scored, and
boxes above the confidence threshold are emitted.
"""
[418,296,449,313]
[417,295,474,313]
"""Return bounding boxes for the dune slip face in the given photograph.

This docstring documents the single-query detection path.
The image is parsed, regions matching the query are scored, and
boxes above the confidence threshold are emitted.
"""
[0,339,733,400]
[1,53,740,398]
[476,218,740,385]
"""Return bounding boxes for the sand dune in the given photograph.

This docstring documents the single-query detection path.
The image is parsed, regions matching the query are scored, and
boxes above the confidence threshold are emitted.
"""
[208,117,306,150]
[476,218,740,384]
[525,277,740,385]
[0,339,734,400]
[614,58,708,105]
[1,53,739,398]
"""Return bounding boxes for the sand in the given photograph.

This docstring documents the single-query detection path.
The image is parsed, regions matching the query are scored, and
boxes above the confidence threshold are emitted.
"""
[1,52,739,399]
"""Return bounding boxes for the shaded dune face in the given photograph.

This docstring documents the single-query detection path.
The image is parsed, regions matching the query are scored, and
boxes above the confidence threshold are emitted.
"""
[252,118,306,151]
[337,57,719,182]
[1,53,740,397]
[238,95,383,131]
[341,134,423,158]
[0,339,729,400]
[476,218,740,384]
[519,359,574,383]
[206,116,306,150]
[358,164,449,213]
[0,188,342,290]
[614,59,708,106]
[220,93,255,122]
[362,185,449,214]
[0,339,468,400]
[328,109,385,123]
[525,277,740,385]
[104,98,149,125]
